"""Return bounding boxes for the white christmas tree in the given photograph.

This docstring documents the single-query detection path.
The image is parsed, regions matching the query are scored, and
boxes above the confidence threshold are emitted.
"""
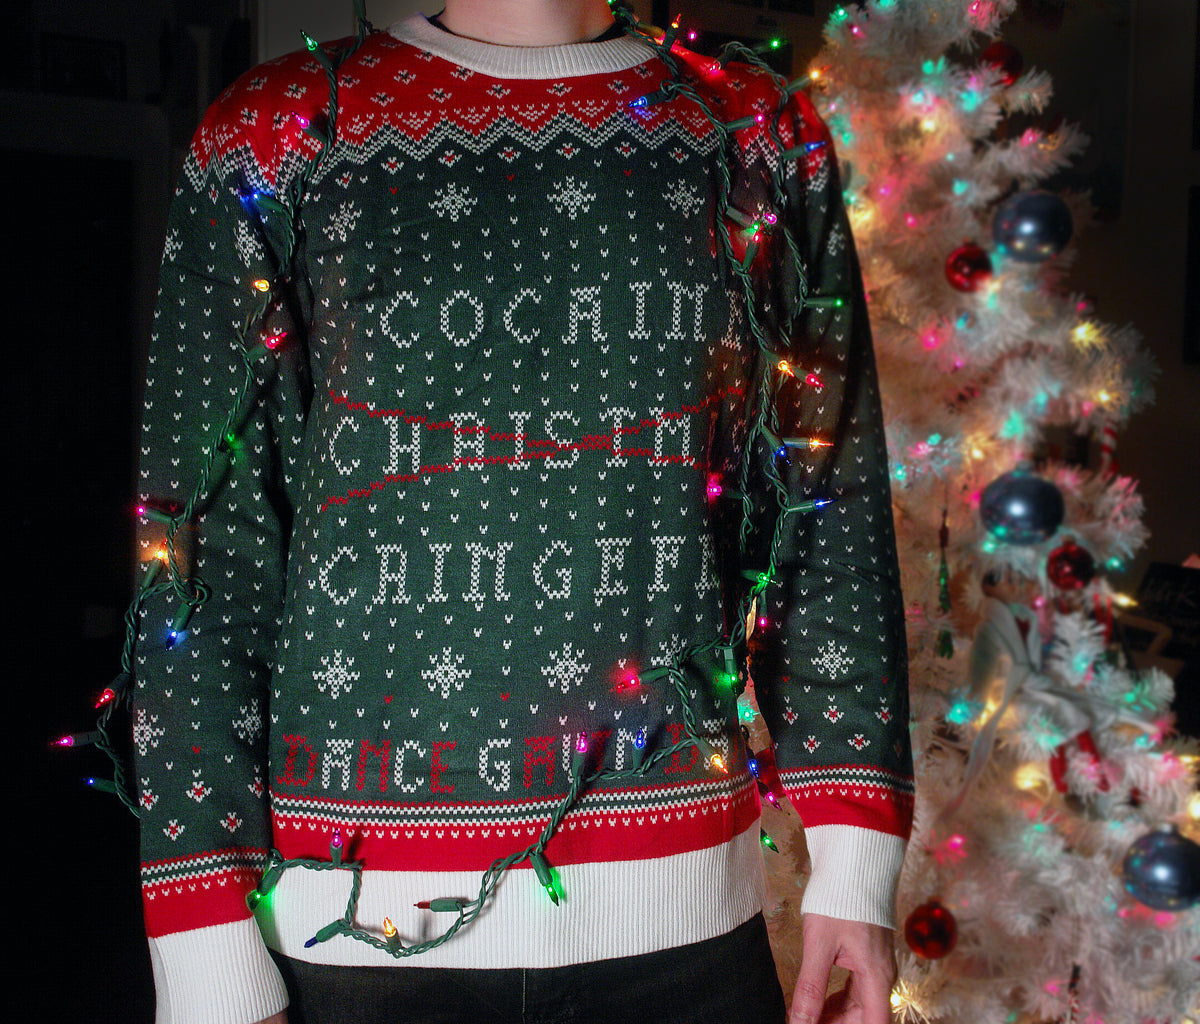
[753,2,1200,1021]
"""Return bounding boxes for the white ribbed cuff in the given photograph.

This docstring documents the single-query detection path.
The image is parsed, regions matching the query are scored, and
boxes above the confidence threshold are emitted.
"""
[148,918,288,1024]
[799,824,906,929]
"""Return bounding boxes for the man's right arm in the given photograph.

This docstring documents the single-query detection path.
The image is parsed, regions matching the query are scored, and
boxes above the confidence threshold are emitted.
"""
[133,52,321,1023]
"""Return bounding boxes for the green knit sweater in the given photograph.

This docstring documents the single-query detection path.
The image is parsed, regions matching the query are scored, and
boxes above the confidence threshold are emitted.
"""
[133,15,912,1023]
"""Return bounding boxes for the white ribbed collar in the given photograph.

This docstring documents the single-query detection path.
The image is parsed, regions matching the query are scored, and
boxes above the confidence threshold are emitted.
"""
[386,13,655,80]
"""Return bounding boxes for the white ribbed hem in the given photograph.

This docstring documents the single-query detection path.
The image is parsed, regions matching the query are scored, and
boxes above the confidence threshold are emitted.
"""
[149,918,288,1024]
[800,825,906,929]
[386,13,654,79]
[258,826,765,968]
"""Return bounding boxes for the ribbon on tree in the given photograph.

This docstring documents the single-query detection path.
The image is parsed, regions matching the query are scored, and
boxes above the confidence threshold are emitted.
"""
[940,598,1156,819]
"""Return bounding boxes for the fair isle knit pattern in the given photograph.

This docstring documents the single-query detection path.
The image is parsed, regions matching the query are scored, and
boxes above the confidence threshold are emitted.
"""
[134,14,912,1019]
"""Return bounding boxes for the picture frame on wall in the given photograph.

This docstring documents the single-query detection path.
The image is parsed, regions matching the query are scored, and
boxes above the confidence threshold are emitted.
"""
[1186,185,1199,365]
[1193,3,1199,151]
[41,33,127,100]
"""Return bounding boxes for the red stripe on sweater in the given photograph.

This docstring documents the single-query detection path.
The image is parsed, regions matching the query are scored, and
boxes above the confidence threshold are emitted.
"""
[782,781,913,836]
[142,867,258,938]
[271,783,761,870]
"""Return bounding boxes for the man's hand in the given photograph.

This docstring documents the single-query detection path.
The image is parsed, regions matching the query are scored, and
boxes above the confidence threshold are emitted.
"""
[254,1014,288,1024]
[789,914,896,1024]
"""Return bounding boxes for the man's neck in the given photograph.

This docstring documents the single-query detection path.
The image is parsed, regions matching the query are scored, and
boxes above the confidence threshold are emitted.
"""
[438,0,616,46]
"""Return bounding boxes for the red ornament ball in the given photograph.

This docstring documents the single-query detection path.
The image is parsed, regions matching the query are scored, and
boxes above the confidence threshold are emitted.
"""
[980,41,1024,86]
[1046,539,1097,590]
[904,900,958,959]
[945,243,993,292]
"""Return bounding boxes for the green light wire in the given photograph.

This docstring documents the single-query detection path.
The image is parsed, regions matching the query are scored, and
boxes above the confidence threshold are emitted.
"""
[95,1,848,957]
[94,15,365,814]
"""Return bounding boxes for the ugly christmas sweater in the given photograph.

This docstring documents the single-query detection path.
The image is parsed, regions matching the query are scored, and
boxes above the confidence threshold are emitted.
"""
[133,15,912,1024]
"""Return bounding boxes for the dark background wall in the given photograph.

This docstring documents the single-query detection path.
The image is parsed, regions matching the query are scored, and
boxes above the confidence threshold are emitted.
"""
[3,1,1195,1020]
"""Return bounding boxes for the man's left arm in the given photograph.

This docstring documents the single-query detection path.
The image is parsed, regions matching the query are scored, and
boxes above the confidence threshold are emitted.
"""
[743,86,914,1019]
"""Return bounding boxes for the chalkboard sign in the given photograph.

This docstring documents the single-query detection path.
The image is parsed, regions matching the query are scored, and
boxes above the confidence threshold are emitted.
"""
[1137,563,1200,658]
[1135,562,1200,737]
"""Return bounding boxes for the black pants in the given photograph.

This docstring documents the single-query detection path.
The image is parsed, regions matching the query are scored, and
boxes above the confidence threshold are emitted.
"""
[272,914,787,1024]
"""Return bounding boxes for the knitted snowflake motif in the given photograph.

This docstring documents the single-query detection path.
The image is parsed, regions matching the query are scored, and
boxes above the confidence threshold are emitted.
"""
[546,176,596,219]
[652,634,686,667]
[542,642,592,694]
[232,698,262,742]
[661,181,704,218]
[234,219,265,268]
[813,639,855,679]
[315,649,359,700]
[429,182,477,221]
[133,708,166,756]
[421,646,472,699]
[324,200,362,242]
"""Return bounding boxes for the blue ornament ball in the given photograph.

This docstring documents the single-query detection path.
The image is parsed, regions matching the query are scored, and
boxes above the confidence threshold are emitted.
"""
[992,190,1073,262]
[979,467,1064,545]
[1121,824,1200,911]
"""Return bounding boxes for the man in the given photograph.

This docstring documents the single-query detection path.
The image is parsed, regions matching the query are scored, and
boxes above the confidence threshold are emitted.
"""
[132,2,912,1022]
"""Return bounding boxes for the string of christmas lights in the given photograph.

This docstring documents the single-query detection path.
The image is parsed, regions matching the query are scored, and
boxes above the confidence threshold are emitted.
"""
[59,0,856,959]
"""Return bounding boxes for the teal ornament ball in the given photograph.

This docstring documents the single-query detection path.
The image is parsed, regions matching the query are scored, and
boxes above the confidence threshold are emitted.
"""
[980,467,1064,545]
[1121,824,1200,911]
[992,190,1073,262]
